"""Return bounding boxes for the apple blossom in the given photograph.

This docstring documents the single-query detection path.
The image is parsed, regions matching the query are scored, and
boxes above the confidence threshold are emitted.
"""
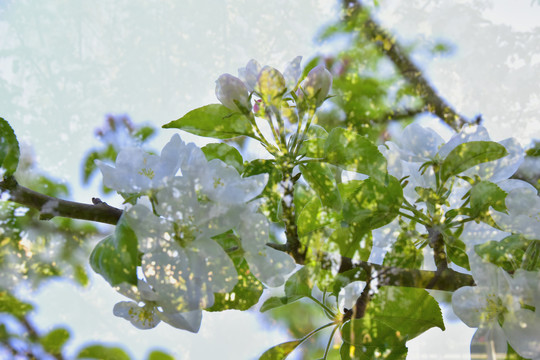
[452,254,540,359]
[215,73,251,113]
[490,187,540,240]
[300,65,333,107]
[113,280,202,332]
[96,134,185,193]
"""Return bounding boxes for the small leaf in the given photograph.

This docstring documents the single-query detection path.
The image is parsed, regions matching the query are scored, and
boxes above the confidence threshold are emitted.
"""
[259,296,301,312]
[40,327,70,355]
[371,286,445,339]
[202,143,244,173]
[475,235,533,272]
[89,216,139,286]
[0,291,33,318]
[0,117,20,177]
[147,350,175,360]
[163,104,255,139]
[324,128,387,181]
[77,344,131,360]
[469,181,507,218]
[258,340,302,360]
[206,259,264,312]
[299,162,341,210]
[342,176,403,230]
[284,267,313,299]
[440,141,508,182]
[297,198,341,236]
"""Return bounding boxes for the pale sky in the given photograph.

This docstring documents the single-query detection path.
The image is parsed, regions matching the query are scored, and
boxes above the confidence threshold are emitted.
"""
[1,0,539,358]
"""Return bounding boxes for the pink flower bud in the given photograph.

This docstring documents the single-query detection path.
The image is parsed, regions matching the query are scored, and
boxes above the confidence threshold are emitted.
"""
[255,66,286,105]
[215,74,251,113]
[302,65,332,107]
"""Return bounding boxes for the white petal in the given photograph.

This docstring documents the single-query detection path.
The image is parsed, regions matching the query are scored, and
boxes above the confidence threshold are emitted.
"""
[452,286,488,328]
[470,325,508,360]
[283,56,302,90]
[113,301,160,329]
[159,309,202,333]
[503,309,540,359]
[337,281,366,311]
[399,123,445,162]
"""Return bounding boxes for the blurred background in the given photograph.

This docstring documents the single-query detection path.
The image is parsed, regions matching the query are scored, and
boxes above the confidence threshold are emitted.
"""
[1,0,539,358]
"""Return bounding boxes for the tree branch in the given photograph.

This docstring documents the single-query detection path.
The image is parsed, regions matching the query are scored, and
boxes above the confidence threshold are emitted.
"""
[342,0,471,131]
[0,176,122,225]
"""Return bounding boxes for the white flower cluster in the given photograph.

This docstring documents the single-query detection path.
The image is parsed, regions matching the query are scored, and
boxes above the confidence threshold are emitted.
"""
[98,134,295,331]
[375,122,540,359]
[215,57,332,115]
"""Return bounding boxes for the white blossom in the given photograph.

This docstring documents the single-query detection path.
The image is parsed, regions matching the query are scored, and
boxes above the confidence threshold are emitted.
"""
[96,134,185,193]
[491,187,540,240]
[215,74,251,113]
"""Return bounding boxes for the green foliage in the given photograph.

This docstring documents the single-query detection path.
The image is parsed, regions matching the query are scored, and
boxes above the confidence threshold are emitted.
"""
[77,344,131,360]
[147,350,175,360]
[329,226,371,260]
[259,340,303,360]
[300,162,342,211]
[468,180,507,218]
[243,159,282,222]
[383,224,424,269]
[260,267,314,312]
[83,145,117,185]
[39,327,70,355]
[324,128,387,182]
[440,141,508,183]
[0,117,20,178]
[475,235,538,272]
[202,142,244,173]
[342,176,403,230]
[298,198,341,237]
[163,104,255,139]
[0,290,33,318]
[206,259,264,312]
[89,216,139,286]
[340,287,443,359]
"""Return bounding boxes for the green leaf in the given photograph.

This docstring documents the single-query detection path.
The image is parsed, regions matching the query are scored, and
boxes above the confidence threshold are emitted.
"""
[89,216,139,286]
[324,128,387,181]
[243,159,282,222]
[147,350,175,360]
[444,235,470,270]
[258,340,302,360]
[285,267,313,299]
[328,226,371,259]
[440,141,508,183]
[297,198,341,237]
[469,181,507,218]
[206,259,264,312]
[77,344,131,360]
[371,287,445,340]
[40,327,70,355]
[134,126,156,143]
[202,142,244,173]
[298,124,328,158]
[299,162,341,210]
[342,176,403,230]
[475,235,534,272]
[73,264,89,287]
[0,117,20,177]
[0,291,33,318]
[163,104,255,139]
[340,342,408,360]
[383,225,424,269]
[341,314,407,354]
[260,295,308,312]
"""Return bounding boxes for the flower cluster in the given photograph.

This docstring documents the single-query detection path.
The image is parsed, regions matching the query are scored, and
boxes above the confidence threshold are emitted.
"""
[452,254,540,359]
[215,57,332,115]
[98,135,295,331]
[370,123,525,265]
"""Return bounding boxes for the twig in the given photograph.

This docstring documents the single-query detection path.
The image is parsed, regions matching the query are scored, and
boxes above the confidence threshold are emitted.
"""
[342,0,470,131]
[0,176,122,225]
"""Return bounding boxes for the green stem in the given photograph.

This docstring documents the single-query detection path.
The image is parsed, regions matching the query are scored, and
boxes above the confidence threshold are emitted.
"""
[322,325,339,360]
[298,321,337,346]
[308,295,336,319]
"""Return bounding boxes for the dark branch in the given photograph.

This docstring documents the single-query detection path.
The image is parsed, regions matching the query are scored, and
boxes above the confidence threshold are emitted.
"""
[0,176,122,225]
[342,0,470,131]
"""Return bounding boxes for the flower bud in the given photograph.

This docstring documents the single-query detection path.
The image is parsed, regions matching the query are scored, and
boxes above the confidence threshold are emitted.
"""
[255,66,286,105]
[238,59,261,92]
[302,65,333,107]
[215,74,251,114]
